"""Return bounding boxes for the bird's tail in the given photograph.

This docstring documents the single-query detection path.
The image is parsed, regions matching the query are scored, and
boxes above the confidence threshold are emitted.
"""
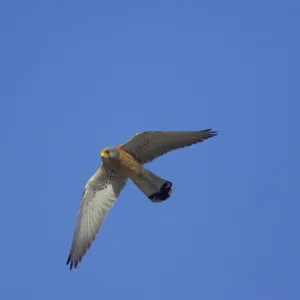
[131,168,173,202]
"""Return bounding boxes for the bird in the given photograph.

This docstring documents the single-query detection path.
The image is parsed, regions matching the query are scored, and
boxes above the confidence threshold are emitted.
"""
[66,129,217,270]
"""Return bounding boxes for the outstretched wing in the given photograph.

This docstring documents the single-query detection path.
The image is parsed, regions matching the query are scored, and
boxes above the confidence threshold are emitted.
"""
[66,165,127,270]
[120,129,217,164]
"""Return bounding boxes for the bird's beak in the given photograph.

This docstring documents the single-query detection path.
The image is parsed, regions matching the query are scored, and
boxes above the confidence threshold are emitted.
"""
[101,151,108,158]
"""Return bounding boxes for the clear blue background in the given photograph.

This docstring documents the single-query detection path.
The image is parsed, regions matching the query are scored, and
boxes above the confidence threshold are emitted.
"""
[1,1,299,299]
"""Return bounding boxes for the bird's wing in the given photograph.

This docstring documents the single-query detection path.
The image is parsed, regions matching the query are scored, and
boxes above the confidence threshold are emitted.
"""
[66,165,127,270]
[120,129,217,164]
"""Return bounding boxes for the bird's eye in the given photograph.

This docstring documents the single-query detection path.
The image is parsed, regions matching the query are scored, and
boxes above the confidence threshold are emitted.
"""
[106,150,110,153]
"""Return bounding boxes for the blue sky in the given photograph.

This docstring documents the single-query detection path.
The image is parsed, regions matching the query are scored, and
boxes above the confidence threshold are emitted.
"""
[0,0,299,299]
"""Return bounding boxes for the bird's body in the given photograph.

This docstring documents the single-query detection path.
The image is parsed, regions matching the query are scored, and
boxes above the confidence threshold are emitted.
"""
[66,129,217,270]
[112,146,142,177]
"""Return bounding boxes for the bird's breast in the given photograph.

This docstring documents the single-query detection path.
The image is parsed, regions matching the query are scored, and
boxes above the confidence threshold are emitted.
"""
[118,148,142,177]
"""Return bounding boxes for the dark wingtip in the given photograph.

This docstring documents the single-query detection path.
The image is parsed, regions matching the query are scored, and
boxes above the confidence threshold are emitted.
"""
[66,254,75,271]
[66,254,71,265]
[202,128,218,137]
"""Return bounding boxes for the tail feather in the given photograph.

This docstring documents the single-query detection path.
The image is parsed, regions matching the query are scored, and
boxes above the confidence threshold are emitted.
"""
[131,169,173,202]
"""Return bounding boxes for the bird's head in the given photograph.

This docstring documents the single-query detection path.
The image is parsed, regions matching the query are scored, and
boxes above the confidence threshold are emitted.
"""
[100,147,120,161]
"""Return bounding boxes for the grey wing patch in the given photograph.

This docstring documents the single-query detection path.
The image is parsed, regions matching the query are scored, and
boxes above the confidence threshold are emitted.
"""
[66,166,127,270]
[121,129,217,164]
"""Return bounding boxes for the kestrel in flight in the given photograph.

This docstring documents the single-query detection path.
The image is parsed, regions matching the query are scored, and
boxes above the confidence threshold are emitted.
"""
[66,129,217,270]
